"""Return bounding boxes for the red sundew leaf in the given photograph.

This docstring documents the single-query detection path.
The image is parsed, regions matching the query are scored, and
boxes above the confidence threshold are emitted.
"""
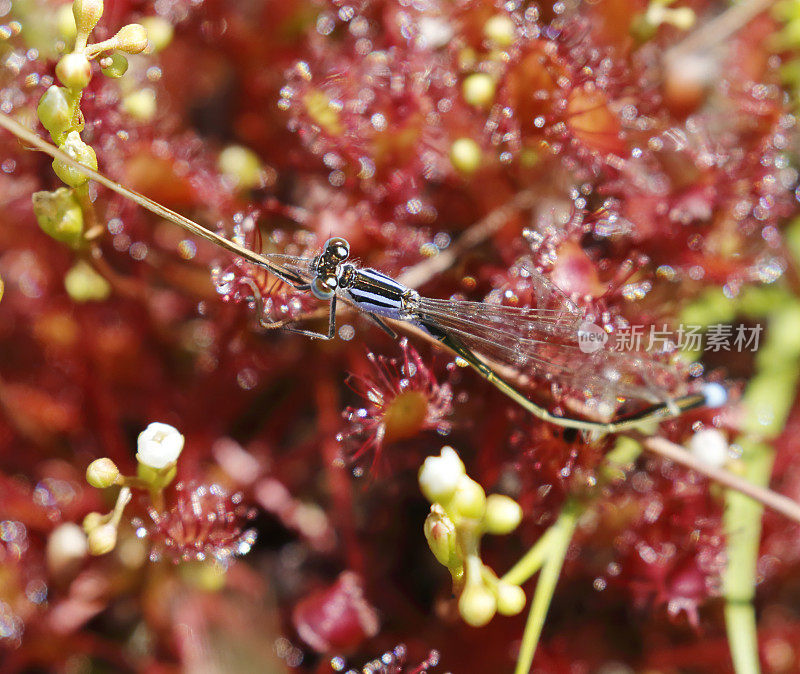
[503,44,563,135]
[565,87,625,156]
[140,482,257,564]
[549,241,605,297]
[123,154,199,208]
[0,475,55,530]
[586,0,641,47]
[0,382,83,441]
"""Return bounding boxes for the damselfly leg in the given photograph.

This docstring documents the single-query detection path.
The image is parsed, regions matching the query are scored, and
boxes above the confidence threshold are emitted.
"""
[0,111,727,433]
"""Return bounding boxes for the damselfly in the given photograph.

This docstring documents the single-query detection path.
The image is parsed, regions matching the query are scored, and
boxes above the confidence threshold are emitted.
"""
[0,112,726,432]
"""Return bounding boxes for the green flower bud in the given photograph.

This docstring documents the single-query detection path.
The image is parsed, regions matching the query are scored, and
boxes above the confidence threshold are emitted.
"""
[100,52,129,78]
[424,504,458,568]
[56,4,78,42]
[483,14,515,47]
[451,475,486,520]
[122,88,157,122]
[140,17,174,52]
[629,13,658,42]
[86,457,120,487]
[450,138,482,174]
[458,583,496,627]
[37,85,73,138]
[72,0,104,45]
[462,73,496,108]
[112,23,148,54]
[32,187,84,246]
[87,522,117,555]
[483,494,523,535]
[82,511,105,533]
[65,260,111,302]
[56,52,92,91]
[495,581,526,616]
[303,90,344,136]
[52,131,98,187]
[218,145,263,189]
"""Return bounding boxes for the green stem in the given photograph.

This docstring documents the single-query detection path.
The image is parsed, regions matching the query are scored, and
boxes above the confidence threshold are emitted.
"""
[720,297,800,674]
[501,527,555,586]
[722,440,775,674]
[725,602,761,674]
[514,501,579,674]
[150,487,165,513]
[109,486,131,527]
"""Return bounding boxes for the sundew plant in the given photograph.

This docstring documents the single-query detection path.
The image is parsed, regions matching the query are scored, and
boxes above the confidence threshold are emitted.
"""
[2,0,800,672]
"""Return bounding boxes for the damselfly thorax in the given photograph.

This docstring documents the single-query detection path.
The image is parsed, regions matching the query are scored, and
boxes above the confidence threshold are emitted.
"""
[0,111,727,433]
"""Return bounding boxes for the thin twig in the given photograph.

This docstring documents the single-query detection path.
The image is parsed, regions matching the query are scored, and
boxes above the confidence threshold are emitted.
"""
[642,436,800,524]
[664,0,776,63]
[396,190,537,289]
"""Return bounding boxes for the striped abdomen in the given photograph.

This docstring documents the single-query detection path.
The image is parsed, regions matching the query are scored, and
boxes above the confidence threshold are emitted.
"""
[343,268,408,319]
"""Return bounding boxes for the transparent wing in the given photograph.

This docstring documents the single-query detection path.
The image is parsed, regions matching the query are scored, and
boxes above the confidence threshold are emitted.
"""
[256,253,316,287]
[415,266,684,406]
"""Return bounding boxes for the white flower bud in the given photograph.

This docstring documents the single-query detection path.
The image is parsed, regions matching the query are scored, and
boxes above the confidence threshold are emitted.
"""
[136,422,184,469]
[688,428,729,468]
[82,511,105,533]
[483,494,522,535]
[483,14,515,47]
[47,522,88,576]
[87,522,117,555]
[462,73,495,108]
[495,582,526,616]
[458,583,496,627]
[418,446,466,503]
[450,138,482,174]
[450,475,486,520]
[140,17,174,52]
[417,17,453,49]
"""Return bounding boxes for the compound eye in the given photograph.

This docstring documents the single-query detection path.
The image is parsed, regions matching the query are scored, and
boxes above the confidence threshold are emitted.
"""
[311,276,336,300]
[324,237,350,261]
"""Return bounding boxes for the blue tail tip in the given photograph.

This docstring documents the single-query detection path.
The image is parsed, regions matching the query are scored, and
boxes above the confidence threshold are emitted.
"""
[701,382,728,408]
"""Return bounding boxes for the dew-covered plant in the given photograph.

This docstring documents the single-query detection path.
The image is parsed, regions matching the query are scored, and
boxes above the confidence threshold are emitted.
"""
[2,0,800,672]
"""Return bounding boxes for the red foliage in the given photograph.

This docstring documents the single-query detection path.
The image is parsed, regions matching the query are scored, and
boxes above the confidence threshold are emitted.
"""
[0,0,799,671]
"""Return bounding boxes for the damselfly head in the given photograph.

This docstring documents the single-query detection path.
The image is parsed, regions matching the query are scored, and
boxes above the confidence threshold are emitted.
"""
[324,237,350,262]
